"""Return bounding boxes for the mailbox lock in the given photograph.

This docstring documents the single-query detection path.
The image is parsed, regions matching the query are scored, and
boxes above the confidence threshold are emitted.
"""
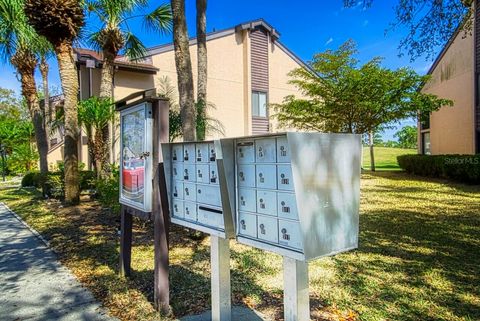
[173,187,178,197]
[259,198,265,209]
[173,151,177,160]
[184,169,189,180]
[198,169,202,178]
[259,173,264,183]
[281,173,289,185]
[184,150,189,161]
[197,150,202,162]
[258,147,264,158]
[260,224,266,235]
[280,146,287,157]
[210,149,216,161]
[239,172,245,181]
[239,147,244,158]
[185,187,189,196]
[281,201,290,213]
[198,189,202,194]
[174,204,178,212]
[240,219,246,230]
[281,228,290,240]
[210,171,217,183]
[240,196,245,206]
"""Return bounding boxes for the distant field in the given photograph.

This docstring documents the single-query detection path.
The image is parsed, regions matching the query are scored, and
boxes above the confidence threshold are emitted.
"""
[362,146,416,171]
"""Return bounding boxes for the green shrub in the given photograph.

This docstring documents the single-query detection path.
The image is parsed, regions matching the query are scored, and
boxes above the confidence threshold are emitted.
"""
[397,154,480,184]
[80,170,96,190]
[43,173,64,199]
[21,171,39,187]
[95,168,120,214]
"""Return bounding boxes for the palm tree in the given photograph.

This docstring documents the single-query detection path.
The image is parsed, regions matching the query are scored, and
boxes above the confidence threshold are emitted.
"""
[24,0,85,205]
[196,0,207,141]
[0,0,50,175]
[171,0,196,141]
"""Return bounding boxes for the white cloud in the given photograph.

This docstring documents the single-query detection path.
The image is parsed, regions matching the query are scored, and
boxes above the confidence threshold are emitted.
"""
[325,37,334,46]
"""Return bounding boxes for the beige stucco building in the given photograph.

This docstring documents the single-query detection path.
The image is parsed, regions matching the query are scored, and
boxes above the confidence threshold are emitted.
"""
[419,11,480,155]
[47,19,308,168]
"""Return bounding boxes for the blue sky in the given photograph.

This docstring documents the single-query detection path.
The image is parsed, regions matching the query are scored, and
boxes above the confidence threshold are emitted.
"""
[0,0,439,141]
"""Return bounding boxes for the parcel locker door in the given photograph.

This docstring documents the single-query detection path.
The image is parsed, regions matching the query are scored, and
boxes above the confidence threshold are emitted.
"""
[256,164,277,190]
[209,163,219,185]
[184,182,196,202]
[277,164,294,191]
[276,136,290,163]
[277,192,299,220]
[184,201,197,221]
[237,164,255,188]
[208,143,217,163]
[236,141,255,163]
[255,138,276,163]
[256,190,277,216]
[183,144,195,163]
[197,185,221,207]
[172,144,183,162]
[238,188,256,213]
[238,212,257,238]
[196,164,209,184]
[198,206,224,229]
[172,181,184,199]
[257,215,278,243]
[171,199,184,218]
[183,164,196,182]
[195,143,209,163]
[172,163,184,181]
[278,220,303,250]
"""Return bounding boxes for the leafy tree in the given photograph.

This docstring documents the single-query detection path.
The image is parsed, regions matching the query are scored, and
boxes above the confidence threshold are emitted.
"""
[395,125,417,149]
[274,40,452,170]
[196,0,207,140]
[344,0,473,60]
[25,0,85,205]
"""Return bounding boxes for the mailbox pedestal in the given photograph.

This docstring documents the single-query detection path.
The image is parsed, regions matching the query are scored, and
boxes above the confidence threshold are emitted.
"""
[283,257,309,321]
[211,236,231,321]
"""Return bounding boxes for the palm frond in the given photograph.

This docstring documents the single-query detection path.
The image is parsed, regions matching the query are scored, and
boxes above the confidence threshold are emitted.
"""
[122,31,146,61]
[143,3,172,35]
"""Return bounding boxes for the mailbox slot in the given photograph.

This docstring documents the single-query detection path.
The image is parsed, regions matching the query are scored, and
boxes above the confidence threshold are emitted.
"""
[257,215,278,244]
[277,164,294,191]
[256,190,277,216]
[172,181,184,199]
[183,144,196,163]
[172,163,184,181]
[196,164,210,184]
[256,164,277,190]
[198,206,224,229]
[278,220,302,250]
[238,188,256,213]
[238,212,257,238]
[236,141,255,163]
[209,163,219,185]
[208,143,217,163]
[197,184,222,207]
[277,192,298,220]
[237,164,256,188]
[172,145,183,162]
[196,143,209,163]
[172,199,184,218]
[184,182,196,202]
[255,138,276,163]
[276,136,290,163]
[184,201,197,221]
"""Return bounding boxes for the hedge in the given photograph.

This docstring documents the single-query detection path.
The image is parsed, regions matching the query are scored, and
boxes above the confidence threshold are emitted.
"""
[397,154,480,184]
[21,170,96,198]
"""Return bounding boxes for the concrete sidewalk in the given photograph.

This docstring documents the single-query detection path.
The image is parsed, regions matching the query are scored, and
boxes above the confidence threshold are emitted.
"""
[0,203,116,321]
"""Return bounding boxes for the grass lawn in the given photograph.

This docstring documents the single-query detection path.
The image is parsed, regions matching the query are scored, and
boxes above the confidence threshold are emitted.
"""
[0,172,479,321]
[362,147,416,171]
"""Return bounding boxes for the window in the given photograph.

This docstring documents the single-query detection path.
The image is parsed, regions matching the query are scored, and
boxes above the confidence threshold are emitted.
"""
[422,132,431,155]
[252,91,267,117]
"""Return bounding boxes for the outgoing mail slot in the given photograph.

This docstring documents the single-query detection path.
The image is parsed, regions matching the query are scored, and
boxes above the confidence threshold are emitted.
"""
[171,199,184,218]
[172,145,183,162]
[195,143,209,163]
[277,165,294,191]
[256,164,277,190]
[237,164,255,188]
[277,192,298,220]
[236,141,255,163]
[238,212,257,238]
[278,220,302,250]
[209,164,219,185]
[183,144,195,163]
[172,181,184,199]
[184,182,196,202]
[172,163,184,181]
[276,136,290,163]
[257,215,278,244]
[197,206,224,229]
[255,138,276,163]
[197,184,221,207]
[256,190,277,216]
[183,164,196,182]
[184,201,197,221]
[208,143,216,162]
[196,164,209,184]
[238,188,256,213]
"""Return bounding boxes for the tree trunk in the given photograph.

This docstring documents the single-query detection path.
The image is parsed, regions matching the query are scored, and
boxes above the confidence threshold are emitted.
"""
[99,57,115,176]
[172,0,196,141]
[369,131,376,172]
[56,42,80,205]
[196,0,207,141]
[39,56,51,127]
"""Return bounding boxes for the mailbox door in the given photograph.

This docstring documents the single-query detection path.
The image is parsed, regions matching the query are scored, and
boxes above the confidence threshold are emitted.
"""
[184,201,197,221]
[172,145,183,162]
[238,188,256,213]
[276,136,290,163]
[172,181,184,199]
[183,164,196,182]
[277,165,294,191]
[196,164,209,184]
[256,190,277,216]
[172,199,184,218]
[197,185,221,207]
[196,143,209,163]
[256,165,277,190]
[255,138,276,163]
[238,212,257,238]
[236,141,255,163]
[183,144,195,163]
[198,206,224,229]
[237,164,256,188]
[209,163,219,185]
[184,182,196,202]
[278,220,303,250]
[257,215,279,243]
[172,163,184,181]
[277,192,298,220]
[208,143,217,163]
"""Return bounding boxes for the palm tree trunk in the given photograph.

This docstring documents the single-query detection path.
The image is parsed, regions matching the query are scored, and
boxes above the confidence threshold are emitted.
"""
[99,58,115,177]
[369,131,376,172]
[56,42,80,205]
[196,0,207,141]
[172,0,196,141]
[39,56,51,126]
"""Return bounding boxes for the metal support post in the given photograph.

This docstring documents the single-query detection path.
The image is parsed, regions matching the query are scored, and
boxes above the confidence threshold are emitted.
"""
[283,256,310,321]
[211,235,231,321]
